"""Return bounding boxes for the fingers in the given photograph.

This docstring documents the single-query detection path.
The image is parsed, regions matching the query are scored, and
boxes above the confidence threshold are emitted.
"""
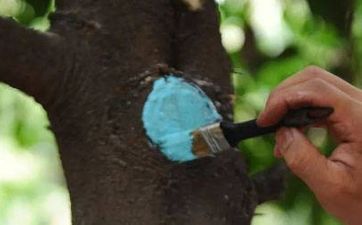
[276,128,358,222]
[275,128,330,190]
[274,66,362,99]
[329,143,361,170]
[263,66,362,225]
[257,77,351,127]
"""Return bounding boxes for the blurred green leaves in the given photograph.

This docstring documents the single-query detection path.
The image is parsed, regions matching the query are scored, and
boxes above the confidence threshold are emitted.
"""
[0,84,70,225]
[0,0,54,31]
[0,2,70,225]
[218,0,358,224]
[0,0,27,18]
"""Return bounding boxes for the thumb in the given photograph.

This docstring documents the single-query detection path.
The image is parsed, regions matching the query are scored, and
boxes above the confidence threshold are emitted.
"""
[275,128,329,189]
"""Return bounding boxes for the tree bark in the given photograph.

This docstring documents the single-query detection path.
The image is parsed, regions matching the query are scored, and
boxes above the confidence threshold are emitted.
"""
[0,1,284,224]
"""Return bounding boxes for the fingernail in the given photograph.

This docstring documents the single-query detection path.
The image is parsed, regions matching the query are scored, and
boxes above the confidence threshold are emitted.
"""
[279,128,294,154]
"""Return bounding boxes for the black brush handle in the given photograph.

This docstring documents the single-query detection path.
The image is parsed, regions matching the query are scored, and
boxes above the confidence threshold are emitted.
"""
[220,107,334,147]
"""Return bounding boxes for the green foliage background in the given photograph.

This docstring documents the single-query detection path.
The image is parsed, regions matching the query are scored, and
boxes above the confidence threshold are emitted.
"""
[219,0,361,224]
[0,1,70,225]
[0,0,361,224]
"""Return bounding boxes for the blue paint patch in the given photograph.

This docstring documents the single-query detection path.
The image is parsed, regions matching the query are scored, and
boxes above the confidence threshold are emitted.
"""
[142,76,221,162]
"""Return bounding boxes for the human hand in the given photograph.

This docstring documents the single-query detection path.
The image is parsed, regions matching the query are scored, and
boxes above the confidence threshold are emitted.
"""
[257,66,362,225]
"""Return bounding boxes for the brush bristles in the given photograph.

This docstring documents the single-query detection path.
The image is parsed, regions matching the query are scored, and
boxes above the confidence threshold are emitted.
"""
[192,130,214,158]
[191,123,231,158]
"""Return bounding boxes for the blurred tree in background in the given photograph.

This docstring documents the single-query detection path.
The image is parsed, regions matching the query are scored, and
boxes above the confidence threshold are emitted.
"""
[0,1,70,225]
[0,0,361,224]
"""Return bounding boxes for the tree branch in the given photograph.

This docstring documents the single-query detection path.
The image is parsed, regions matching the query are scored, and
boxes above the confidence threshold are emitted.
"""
[252,163,288,204]
[0,18,69,105]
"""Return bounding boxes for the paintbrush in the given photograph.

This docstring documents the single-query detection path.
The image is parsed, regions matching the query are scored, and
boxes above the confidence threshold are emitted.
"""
[192,106,334,158]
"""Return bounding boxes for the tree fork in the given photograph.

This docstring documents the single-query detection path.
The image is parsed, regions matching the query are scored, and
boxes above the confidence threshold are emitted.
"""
[0,18,71,106]
[0,1,286,224]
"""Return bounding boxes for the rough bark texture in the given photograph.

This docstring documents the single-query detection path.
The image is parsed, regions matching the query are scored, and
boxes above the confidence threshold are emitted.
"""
[0,1,284,224]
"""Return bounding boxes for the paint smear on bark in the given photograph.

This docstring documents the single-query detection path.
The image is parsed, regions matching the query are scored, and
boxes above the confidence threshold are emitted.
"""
[142,76,221,162]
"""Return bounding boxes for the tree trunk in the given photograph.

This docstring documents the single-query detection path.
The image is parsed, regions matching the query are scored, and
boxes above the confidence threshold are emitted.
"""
[0,1,285,224]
